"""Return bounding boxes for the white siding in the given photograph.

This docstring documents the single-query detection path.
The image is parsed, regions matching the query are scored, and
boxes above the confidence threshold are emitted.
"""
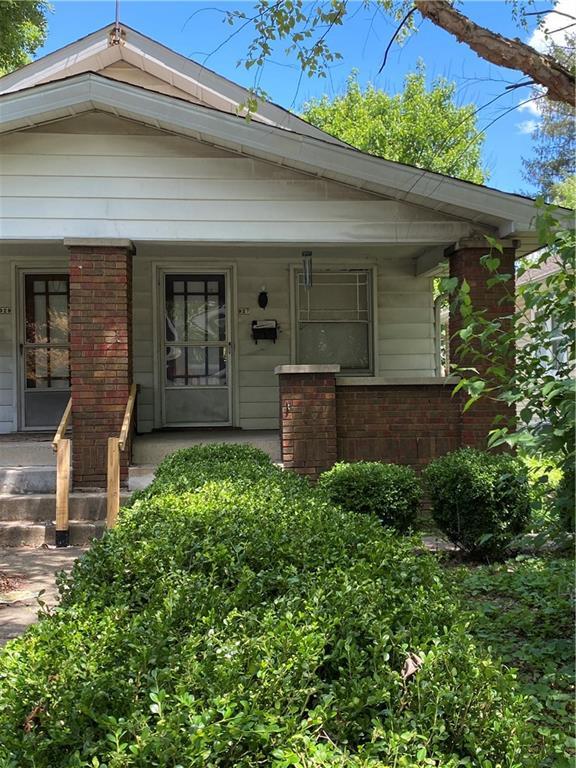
[0,116,437,433]
[133,247,435,432]
[0,114,461,243]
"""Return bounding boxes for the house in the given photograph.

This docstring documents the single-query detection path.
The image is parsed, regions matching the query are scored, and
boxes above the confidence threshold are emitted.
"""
[0,22,543,491]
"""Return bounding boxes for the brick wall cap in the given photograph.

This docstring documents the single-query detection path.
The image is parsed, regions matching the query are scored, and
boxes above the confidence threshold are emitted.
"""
[275,364,341,375]
[337,375,460,386]
[65,238,135,251]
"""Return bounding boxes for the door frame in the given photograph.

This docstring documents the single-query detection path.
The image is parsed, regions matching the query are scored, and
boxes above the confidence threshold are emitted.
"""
[15,266,70,431]
[152,264,237,428]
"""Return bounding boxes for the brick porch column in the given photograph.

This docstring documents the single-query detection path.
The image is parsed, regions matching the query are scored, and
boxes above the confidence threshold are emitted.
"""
[447,238,516,449]
[275,365,339,479]
[66,239,134,489]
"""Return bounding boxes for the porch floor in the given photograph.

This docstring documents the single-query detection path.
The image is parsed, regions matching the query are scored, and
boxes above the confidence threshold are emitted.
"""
[132,429,281,467]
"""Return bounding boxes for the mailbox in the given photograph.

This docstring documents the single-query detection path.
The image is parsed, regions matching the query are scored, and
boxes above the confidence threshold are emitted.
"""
[252,319,278,343]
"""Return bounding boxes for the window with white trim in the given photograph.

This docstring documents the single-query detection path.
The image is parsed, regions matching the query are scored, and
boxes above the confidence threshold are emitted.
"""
[296,269,373,373]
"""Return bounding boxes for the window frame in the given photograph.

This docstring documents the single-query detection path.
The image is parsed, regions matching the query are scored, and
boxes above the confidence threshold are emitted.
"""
[292,266,376,375]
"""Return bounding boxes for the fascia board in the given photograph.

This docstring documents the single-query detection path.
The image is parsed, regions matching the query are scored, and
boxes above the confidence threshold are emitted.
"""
[120,26,340,143]
[0,73,543,233]
[0,27,113,94]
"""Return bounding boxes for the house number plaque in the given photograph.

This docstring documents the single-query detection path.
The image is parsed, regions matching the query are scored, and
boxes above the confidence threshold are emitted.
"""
[0,307,11,314]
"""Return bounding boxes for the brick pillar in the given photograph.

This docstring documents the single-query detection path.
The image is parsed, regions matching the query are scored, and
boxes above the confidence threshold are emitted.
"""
[66,239,134,489]
[275,365,339,479]
[447,239,516,449]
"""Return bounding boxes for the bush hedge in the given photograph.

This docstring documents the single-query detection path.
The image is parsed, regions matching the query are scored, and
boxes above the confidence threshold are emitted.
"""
[0,445,540,766]
[424,447,531,559]
[318,461,420,532]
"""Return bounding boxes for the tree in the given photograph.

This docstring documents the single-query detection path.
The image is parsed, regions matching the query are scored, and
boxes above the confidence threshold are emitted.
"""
[0,1,49,76]
[444,204,575,525]
[302,66,486,184]
[227,1,575,107]
[522,35,575,204]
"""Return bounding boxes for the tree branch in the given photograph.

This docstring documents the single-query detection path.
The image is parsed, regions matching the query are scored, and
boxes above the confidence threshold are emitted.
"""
[414,0,575,106]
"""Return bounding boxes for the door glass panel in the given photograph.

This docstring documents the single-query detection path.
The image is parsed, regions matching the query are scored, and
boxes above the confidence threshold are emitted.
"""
[163,273,230,425]
[23,274,70,428]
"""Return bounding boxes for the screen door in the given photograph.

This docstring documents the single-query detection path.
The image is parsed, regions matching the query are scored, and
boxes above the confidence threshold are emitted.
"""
[21,273,70,429]
[162,272,231,426]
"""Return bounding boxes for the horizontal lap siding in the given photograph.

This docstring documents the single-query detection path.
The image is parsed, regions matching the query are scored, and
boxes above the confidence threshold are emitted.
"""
[377,260,435,377]
[0,117,437,433]
[0,256,14,432]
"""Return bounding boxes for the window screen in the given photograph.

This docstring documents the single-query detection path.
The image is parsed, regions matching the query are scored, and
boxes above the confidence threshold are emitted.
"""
[296,270,373,372]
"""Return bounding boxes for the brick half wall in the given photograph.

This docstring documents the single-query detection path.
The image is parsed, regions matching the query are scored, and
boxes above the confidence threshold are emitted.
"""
[336,383,462,468]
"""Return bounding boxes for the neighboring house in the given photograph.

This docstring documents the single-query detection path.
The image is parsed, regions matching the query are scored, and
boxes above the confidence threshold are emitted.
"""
[0,23,543,487]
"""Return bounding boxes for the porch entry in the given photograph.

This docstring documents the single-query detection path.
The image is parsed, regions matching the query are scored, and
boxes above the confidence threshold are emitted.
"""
[19,272,70,430]
[161,270,232,426]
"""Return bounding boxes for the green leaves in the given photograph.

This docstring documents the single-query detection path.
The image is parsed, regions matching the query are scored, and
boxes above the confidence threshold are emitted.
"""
[317,461,421,533]
[301,66,487,184]
[423,448,532,559]
[0,447,540,766]
[450,209,575,522]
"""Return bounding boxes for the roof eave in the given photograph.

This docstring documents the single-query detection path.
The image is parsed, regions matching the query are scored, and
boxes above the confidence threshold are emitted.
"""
[0,72,558,239]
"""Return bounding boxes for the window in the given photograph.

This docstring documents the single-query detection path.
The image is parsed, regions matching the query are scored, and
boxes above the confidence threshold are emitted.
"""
[296,269,373,373]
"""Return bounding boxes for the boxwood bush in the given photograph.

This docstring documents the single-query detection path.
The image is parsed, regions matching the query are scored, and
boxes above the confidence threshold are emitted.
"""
[129,442,276,504]
[424,447,531,559]
[0,446,541,766]
[318,461,421,532]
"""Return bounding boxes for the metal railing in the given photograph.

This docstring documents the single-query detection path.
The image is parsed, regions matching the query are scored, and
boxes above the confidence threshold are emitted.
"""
[106,383,137,528]
[52,398,72,547]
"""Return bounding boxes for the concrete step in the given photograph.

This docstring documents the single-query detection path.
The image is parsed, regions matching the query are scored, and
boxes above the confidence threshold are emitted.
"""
[0,520,106,547]
[132,430,281,465]
[0,441,55,467]
[0,493,131,522]
[0,466,56,494]
[128,465,155,492]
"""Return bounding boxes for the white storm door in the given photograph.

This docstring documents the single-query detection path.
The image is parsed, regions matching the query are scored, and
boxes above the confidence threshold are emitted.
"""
[162,272,232,426]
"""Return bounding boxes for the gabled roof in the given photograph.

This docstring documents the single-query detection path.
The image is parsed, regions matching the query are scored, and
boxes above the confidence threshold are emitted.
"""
[0,22,336,144]
[0,23,569,254]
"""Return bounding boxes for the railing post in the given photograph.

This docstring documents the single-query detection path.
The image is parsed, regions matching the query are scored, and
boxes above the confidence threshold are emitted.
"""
[55,438,71,547]
[106,436,121,528]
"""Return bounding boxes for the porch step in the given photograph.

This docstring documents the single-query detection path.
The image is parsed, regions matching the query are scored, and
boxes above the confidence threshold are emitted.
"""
[0,492,130,547]
[132,430,281,466]
[0,520,106,548]
[0,466,56,494]
[0,441,55,467]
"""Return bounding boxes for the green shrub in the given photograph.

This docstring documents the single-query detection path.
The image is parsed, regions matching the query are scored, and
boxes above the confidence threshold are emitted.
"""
[423,448,531,559]
[318,461,421,532]
[0,448,541,766]
[129,442,276,504]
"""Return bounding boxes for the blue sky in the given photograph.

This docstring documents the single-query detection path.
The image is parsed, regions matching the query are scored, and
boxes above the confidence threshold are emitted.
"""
[35,1,554,195]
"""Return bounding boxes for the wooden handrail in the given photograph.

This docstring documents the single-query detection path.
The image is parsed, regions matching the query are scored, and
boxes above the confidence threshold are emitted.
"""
[52,398,72,451]
[52,398,72,547]
[118,383,137,451]
[107,384,138,528]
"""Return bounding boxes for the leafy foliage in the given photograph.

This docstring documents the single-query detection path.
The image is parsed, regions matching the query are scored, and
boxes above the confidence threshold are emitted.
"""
[302,67,486,183]
[318,460,420,533]
[444,204,575,524]
[0,445,541,766]
[522,34,575,203]
[423,448,531,559]
[130,442,275,504]
[0,0,49,75]
[451,556,575,767]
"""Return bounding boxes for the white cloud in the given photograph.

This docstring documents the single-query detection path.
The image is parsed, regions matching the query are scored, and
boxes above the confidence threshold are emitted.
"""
[518,97,543,116]
[528,0,575,51]
[517,119,539,134]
